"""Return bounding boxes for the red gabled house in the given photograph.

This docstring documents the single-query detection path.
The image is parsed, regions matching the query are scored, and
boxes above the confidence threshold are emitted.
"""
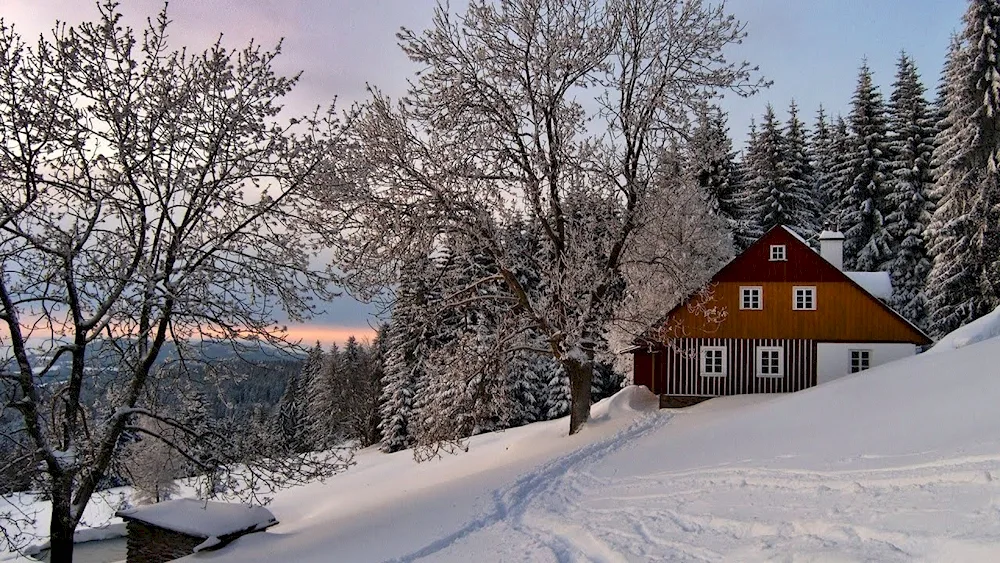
[631,225,932,399]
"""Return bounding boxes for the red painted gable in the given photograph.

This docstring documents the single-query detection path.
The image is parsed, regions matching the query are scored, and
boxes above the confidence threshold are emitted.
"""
[714,226,844,283]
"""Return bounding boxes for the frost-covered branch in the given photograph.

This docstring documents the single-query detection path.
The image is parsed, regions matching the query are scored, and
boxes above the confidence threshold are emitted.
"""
[0,3,353,559]
[340,0,759,436]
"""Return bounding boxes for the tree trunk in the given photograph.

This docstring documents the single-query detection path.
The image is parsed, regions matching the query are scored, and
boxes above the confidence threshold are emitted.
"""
[565,355,594,435]
[47,485,76,563]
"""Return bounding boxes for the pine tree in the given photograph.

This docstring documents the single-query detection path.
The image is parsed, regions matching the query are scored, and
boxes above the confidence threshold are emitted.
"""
[337,335,383,447]
[810,106,833,224]
[823,115,853,230]
[688,105,749,249]
[926,1,1000,336]
[784,100,820,239]
[378,255,431,453]
[502,352,543,427]
[591,361,625,402]
[745,105,815,235]
[273,343,320,453]
[745,107,786,232]
[883,53,936,329]
[306,343,341,448]
[840,62,893,271]
[734,119,765,248]
[543,359,571,420]
[364,324,390,446]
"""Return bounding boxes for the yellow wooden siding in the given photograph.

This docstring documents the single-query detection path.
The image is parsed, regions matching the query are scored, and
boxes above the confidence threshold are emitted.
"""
[664,281,927,343]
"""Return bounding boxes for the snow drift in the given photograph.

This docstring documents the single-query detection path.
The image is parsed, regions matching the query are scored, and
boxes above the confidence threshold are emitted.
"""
[927,305,1000,354]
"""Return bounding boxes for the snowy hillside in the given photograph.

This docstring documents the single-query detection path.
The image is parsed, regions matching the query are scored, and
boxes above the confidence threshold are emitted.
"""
[171,335,1000,563]
[927,305,1000,354]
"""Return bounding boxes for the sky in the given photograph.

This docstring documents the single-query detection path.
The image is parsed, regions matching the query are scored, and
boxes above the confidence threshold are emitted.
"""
[1,0,968,344]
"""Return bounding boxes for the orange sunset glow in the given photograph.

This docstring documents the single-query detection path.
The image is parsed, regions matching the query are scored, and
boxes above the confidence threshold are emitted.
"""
[284,324,378,346]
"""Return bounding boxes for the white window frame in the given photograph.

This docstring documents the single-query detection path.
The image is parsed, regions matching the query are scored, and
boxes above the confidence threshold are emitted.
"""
[793,286,816,310]
[700,346,727,377]
[756,346,784,378]
[740,286,762,310]
[769,244,787,261]
[850,349,872,373]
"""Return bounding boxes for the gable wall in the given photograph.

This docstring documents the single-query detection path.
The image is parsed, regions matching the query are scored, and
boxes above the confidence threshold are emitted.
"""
[714,228,846,284]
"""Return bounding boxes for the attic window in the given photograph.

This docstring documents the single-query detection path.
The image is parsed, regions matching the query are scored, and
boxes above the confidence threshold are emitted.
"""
[769,245,787,261]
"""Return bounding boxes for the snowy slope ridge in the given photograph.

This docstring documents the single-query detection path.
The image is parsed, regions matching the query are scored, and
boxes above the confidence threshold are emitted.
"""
[190,341,1000,562]
[927,304,1000,353]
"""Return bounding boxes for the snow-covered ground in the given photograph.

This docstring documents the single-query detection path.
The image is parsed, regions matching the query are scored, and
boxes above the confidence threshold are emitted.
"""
[178,335,1000,562]
[8,317,1000,562]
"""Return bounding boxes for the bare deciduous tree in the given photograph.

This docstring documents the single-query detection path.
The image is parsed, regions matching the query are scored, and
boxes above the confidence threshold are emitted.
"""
[338,0,763,435]
[0,3,351,560]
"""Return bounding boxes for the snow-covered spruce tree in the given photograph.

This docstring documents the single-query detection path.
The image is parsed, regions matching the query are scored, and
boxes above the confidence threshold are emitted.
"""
[883,53,936,329]
[503,352,544,427]
[378,254,434,453]
[408,232,553,451]
[783,100,820,239]
[341,0,763,435]
[932,35,962,143]
[543,360,572,420]
[746,104,813,234]
[360,324,391,447]
[687,105,749,249]
[592,361,626,402]
[926,0,1000,337]
[810,106,834,227]
[0,5,352,559]
[273,343,323,453]
[336,336,384,448]
[306,343,342,449]
[840,62,893,271]
[821,116,853,230]
[733,119,766,245]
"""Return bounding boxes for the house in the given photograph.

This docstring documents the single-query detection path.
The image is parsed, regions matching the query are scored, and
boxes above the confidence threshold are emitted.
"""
[631,225,932,403]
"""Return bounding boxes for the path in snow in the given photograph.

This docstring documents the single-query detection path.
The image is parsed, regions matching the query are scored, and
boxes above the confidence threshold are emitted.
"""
[395,408,674,563]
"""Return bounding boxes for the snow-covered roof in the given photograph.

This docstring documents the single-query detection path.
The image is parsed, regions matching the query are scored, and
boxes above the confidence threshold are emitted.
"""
[117,499,277,540]
[844,271,893,300]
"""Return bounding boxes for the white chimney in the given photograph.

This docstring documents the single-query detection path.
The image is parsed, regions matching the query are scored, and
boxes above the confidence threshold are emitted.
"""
[819,230,845,271]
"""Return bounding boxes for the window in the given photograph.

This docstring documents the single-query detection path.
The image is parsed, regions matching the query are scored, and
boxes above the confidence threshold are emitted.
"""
[793,286,816,310]
[740,286,762,310]
[769,245,787,261]
[850,349,871,373]
[700,346,727,377]
[756,346,784,377]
